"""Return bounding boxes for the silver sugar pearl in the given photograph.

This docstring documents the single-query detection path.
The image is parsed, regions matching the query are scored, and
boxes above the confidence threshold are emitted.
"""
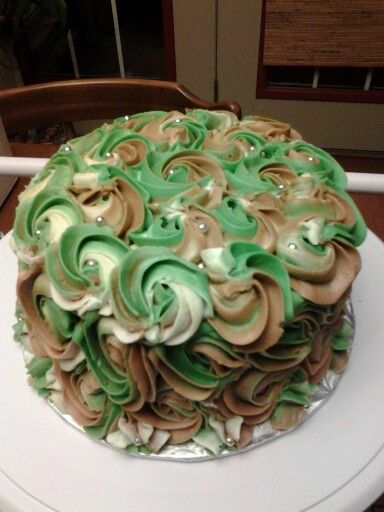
[308,156,314,161]
[64,146,71,152]
[95,216,104,225]
[197,262,205,270]
[85,259,96,267]
[134,437,141,445]
[105,152,112,158]
[174,118,181,123]
[35,229,41,236]
[288,243,297,250]
[17,316,23,323]
[168,169,175,176]
[278,184,285,190]
[124,115,129,121]
[197,222,208,234]
[226,436,234,445]
[249,146,255,151]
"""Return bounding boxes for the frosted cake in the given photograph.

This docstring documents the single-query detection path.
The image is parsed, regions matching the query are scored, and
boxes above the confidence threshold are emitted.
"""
[11,110,366,455]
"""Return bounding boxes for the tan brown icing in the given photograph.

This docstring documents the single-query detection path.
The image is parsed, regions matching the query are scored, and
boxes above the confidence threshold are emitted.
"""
[176,207,223,262]
[162,152,226,209]
[130,388,202,444]
[70,178,144,237]
[147,349,214,401]
[140,111,188,144]
[207,273,285,352]
[17,265,81,361]
[241,116,302,141]
[216,370,288,425]
[290,243,361,305]
[54,363,105,427]
[115,139,149,166]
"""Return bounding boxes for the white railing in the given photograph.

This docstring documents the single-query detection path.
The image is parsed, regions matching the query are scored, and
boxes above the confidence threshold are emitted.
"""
[0,156,383,194]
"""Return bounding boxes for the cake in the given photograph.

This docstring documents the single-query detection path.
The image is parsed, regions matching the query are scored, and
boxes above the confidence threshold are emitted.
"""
[11,110,366,456]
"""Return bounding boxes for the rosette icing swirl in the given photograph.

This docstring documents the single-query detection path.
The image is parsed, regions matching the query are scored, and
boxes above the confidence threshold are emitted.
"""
[201,242,293,351]
[109,246,212,346]
[12,109,366,455]
[46,224,128,314]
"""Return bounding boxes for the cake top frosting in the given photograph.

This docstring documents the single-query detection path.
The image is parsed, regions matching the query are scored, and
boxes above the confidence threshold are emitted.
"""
[12,109,366,454]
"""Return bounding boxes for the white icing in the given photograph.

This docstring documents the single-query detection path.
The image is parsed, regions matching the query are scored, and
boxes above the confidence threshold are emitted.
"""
[19,173,52,201]
[301,217,325,245]
[192,429,221,455]
[201,246,232,278]
[45,367,62,391]
[225,416,243,442]
[99,302,113,316]
[79,251,119,285]
[106,430,130,449]
[144,282,205,346]
[148,429,171,453]
[50,284,104,316]
[72,172,100,189]
[208,415,227,444]
[40,210,74,244]
[49,390,67,413]
[59,350,86,372]
[118,417,137,444]
[98,317,143,344]
[137,422,153,444]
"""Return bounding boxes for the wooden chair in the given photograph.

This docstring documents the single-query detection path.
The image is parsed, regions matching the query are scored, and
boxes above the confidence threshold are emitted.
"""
[0,78,241,159]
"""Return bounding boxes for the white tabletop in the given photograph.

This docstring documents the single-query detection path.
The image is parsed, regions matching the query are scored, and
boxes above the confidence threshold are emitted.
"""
[1,231,384,512]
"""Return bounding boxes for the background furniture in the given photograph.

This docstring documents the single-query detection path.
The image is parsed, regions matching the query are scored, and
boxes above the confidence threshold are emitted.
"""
[0,77,241,159]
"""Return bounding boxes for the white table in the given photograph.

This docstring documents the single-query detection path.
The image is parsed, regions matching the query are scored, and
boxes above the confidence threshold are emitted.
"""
[1,231,384,512]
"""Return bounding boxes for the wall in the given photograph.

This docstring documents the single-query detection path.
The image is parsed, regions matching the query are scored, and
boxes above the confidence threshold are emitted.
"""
[173,0,384,151]
[0,48,22,209]
[172,0,216,102]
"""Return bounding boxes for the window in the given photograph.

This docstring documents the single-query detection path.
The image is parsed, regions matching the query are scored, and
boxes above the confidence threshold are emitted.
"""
[257,0,384,103]
[12,0,175,85]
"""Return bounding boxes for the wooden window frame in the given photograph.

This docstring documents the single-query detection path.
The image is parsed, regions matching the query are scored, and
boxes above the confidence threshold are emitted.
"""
[256,0,384,104]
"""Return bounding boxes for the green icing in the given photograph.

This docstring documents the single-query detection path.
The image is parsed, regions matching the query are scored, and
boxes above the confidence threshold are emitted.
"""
[76,311,139,405]
[84,402,123,439]
[152,339,237,389]
[13,186,84,251]
[276,369,316,406]
[186,109,238,131]
[46,224,129,299]
[129,212,183,247]
[26,356,53,397]
[219,242,294,320]
[110,245,212,326]
[91,129,156,163]
[332,321,353,351]
[283,141,347,189]
[113,111,167,131]
[33,152,84,185]
[39,297,77,342]
[210,197,258,239]
[11,108,365,453]
[67,124,111,155]
[322,188,367,247]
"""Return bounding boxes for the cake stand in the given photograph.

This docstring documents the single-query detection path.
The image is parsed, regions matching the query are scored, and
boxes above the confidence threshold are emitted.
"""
[1,231,384,512]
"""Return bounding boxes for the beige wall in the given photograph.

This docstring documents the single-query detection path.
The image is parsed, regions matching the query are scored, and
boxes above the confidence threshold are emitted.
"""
[173,0,216,102]
[0,49,21,208]
[174,0,384,151]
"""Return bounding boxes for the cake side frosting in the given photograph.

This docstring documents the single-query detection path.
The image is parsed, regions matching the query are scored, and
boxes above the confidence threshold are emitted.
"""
[12,110,366,455]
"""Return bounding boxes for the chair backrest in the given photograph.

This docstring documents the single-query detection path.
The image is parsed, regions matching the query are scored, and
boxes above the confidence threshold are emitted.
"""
[0,78,241,157]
